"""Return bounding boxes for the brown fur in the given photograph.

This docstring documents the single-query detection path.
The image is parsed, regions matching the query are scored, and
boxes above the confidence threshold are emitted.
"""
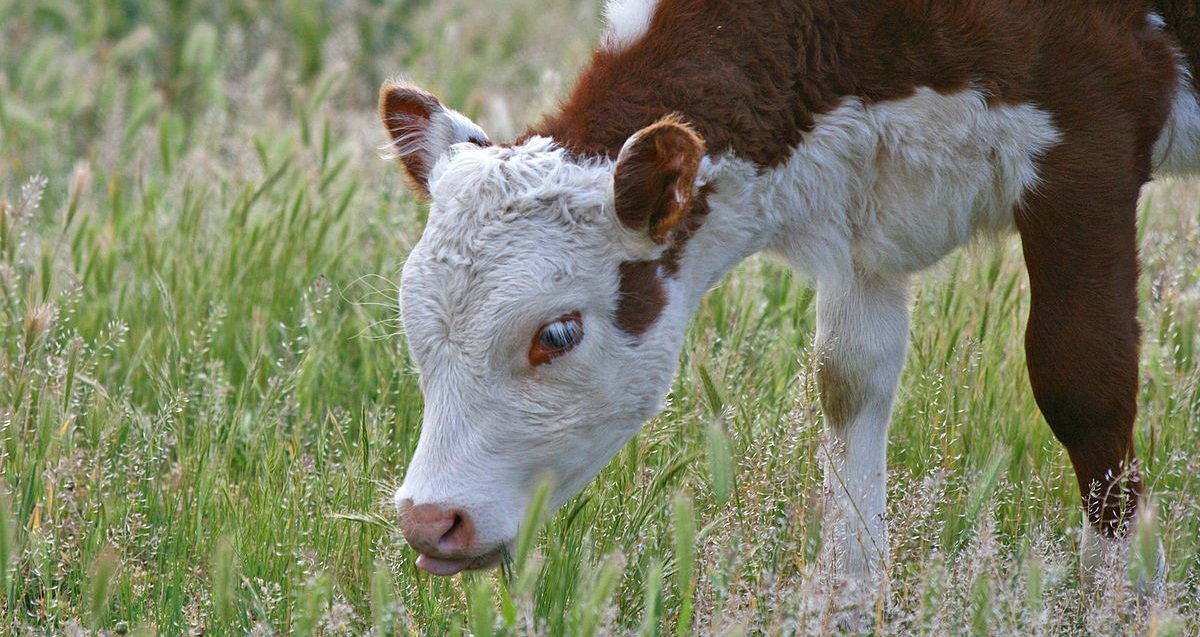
[660,183,714,277]
[529,2,1169,164]
[1156,0,1200,76]
[380,83,442,199]
[817,357,865,431]
[613,115,705,242]
[381,82,490,199]
[615,260,668,336]
[522,0,1186,537]
[1012,3,1175,535]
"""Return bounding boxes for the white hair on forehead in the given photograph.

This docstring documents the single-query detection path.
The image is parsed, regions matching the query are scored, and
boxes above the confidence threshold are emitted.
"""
[411,136,623,296]
[401,138,624,371]
[428,136,613,226]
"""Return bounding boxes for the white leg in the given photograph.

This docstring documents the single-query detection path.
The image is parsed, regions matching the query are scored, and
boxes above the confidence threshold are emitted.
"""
[815,271,911,581]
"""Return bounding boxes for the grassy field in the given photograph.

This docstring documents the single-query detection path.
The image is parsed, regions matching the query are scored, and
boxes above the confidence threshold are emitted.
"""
[0,0,1197,634]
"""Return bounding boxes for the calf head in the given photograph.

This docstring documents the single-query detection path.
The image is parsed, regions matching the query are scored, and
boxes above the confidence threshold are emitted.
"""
[380,82,706,575]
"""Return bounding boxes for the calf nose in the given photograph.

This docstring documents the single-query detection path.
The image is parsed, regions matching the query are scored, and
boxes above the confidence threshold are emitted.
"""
[396,499,475,556]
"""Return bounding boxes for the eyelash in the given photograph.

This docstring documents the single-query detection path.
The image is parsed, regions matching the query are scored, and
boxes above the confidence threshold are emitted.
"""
[529,312,583,366]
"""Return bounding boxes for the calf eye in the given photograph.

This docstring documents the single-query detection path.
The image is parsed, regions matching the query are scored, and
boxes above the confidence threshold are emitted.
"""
[530,312,583,366]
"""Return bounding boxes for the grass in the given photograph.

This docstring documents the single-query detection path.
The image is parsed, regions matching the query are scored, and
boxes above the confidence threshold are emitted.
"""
[0,0,1197,634]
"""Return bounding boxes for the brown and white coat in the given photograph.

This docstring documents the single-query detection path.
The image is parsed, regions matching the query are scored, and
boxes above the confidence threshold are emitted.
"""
[380,0,1199,588]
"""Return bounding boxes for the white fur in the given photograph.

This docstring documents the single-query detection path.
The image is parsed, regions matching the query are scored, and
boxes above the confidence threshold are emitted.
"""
[1147,12,1200,175]
[1147,11,1166,33]
[734,88,1059,581]
[816,274,910,580]
[764,88,1061,282]
[601,0,658,51]
[1153,64,1200,175]
[396,139,674,551]
[393,87,1062,575]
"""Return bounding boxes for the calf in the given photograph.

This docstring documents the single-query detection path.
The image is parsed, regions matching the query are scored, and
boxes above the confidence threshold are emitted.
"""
[379,0,1199,585]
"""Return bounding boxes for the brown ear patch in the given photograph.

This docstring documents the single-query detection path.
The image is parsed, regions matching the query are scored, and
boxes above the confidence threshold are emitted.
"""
[614,183,713,338]
[615,260,667,336]
[614,115,705,243]
[379,82,443,199]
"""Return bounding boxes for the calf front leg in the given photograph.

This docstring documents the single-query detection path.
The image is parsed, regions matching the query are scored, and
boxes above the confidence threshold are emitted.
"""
[815,272,911,581]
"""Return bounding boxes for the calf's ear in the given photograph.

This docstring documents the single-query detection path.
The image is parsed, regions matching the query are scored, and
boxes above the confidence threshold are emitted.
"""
[379,81,490,199]
[613,115,705,243]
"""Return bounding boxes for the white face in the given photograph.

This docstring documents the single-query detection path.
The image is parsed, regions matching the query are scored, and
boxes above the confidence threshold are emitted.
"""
[393,139,687,569]
[380,82,706,574]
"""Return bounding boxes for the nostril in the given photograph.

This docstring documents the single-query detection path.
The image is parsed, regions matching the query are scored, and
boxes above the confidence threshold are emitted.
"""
[397,502,476,556]
[437,509,473,552]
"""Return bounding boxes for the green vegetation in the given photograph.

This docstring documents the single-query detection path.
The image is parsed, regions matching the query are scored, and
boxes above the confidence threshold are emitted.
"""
[1,0,1197,634]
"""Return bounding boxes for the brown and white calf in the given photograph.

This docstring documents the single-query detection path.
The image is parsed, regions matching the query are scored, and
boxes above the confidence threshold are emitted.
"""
[379,0,1200,583]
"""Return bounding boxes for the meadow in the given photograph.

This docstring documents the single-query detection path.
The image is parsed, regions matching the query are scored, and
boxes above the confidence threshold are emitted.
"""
[0,0,1197,634]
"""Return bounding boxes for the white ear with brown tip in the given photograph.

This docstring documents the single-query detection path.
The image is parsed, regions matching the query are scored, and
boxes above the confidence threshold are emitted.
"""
[379,82,490,199]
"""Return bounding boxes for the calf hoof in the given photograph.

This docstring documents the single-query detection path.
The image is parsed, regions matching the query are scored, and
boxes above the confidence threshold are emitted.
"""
[1080,508,1166,598]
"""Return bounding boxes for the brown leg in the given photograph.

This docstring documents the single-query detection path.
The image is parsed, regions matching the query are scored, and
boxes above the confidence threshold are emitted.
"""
[1016,158,1143,538]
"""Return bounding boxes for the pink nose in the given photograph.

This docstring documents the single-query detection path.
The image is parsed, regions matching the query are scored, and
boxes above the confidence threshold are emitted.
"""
[396,499,475,557]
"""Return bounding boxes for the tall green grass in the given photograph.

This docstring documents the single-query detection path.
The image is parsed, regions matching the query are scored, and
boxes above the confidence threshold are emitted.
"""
[0,0,1197,634]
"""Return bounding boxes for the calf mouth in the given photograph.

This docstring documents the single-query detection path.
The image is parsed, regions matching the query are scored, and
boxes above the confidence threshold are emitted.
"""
[415,545,505,576]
